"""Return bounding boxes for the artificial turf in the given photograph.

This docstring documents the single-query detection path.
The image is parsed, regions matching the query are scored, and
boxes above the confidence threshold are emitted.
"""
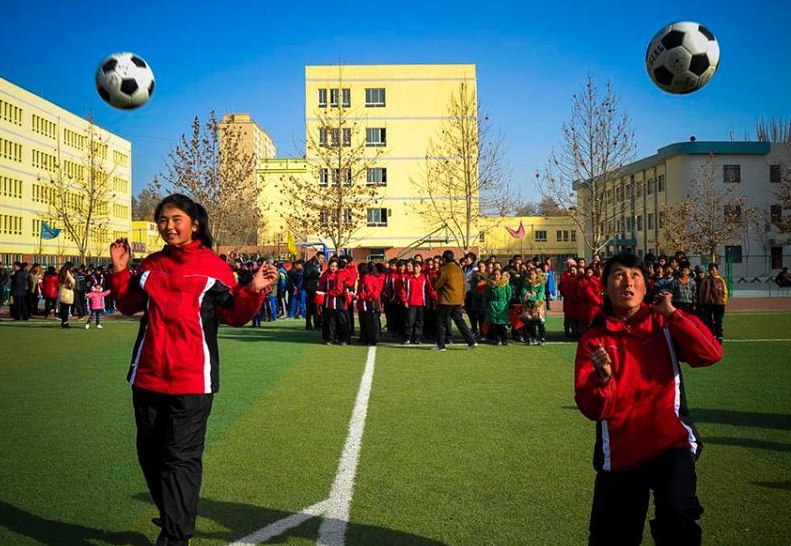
[0,312,789,545]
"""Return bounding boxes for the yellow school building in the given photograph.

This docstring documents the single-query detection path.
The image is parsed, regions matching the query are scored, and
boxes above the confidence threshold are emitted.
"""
[0,76,132,265]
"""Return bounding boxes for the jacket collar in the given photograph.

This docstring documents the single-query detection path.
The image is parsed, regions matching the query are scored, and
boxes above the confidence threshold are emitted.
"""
[163,239,203,259]
[601,302,652,333]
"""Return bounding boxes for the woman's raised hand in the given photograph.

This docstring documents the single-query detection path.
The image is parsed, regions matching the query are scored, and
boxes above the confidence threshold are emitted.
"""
[110,238,132,271]
[250,264,279,293]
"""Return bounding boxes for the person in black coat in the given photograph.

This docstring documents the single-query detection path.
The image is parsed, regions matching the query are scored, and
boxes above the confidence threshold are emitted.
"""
[302,251,325,330]
[10,262,29,320]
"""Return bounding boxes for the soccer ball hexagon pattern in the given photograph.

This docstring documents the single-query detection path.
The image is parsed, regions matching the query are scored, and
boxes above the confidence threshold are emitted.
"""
[95,52,155,109]
[646,22,720,94]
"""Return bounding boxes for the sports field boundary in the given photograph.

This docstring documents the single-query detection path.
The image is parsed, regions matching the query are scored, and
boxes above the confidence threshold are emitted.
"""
[228,346,377,546]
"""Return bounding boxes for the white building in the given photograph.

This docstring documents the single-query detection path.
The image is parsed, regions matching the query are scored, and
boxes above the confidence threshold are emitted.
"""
[575,140,789,280]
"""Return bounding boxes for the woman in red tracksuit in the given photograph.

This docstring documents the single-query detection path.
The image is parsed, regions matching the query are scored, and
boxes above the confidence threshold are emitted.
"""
[575,252,722,546]
[320,258,349,345]
[400,260,436,345]
[110,194,277,546]
[577,266,603,331]
[357,262,382,346]
[558,263,578,338]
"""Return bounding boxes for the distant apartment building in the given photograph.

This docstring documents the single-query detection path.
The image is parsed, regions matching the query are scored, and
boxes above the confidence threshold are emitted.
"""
[0,76,132,265]
[574,140,789,278]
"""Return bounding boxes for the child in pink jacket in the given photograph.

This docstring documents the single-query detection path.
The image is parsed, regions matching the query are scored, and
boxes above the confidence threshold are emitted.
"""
[85,284,111,329]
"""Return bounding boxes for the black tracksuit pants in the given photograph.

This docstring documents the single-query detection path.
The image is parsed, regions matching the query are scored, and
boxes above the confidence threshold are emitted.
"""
[133,387,213,545]
[588,448,703,546]
[403,306,425,343]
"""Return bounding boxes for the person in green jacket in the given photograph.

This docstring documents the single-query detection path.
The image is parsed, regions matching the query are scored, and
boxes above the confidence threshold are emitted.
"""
[522,267,546,345]
[485,269,512,345]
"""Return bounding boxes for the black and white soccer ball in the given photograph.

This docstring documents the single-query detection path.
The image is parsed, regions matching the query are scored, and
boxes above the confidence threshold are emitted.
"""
[646,21,720,94]
[95,52,155,109]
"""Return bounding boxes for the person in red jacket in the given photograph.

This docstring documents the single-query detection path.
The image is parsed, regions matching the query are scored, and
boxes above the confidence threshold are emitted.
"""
[558,260,577,338]
[578,265,604,329]
[400,260,436,345]
[41,266,59,319]
[320,257,349,345]
[575,252,722,546]
[357,262,381,346]
[110,194,277,546]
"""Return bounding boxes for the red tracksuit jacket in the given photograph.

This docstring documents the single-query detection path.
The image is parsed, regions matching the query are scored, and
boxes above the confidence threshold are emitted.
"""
[575,304,722,472]
[357,273,383,312]
[320,270,347,310]
[111,240,265,395]
[400,274,435,307]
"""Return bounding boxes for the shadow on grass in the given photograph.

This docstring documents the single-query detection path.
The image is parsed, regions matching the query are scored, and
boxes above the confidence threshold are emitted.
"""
[0,499,151,546]
[704,436,791,452]
[691,408,791,431]
[132,493,449,545]
[751,481,791,491]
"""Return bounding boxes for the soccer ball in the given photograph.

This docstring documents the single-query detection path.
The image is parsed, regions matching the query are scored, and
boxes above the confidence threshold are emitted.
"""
[95,52,155,109]
[645,21,720,94]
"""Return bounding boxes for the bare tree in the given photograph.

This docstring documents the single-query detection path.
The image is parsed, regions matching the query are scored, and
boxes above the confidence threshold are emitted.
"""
[278,71,384,255]
[132,179,162,221]
[537,73,637,256]
[410,81,514,252]
[755,116,791,143]
[659,154,754,262]
[155,110,258,249]
[43,116,116,262]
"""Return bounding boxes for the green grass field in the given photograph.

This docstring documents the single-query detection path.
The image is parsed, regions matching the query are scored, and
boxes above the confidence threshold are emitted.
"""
[0,312,789,546]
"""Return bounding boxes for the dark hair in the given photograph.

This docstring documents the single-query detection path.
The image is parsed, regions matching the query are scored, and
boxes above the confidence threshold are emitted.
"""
[679,260,691,270]
[59,261,74,283]
[600,252,648,316]
[338,258,347,269]
[357,262,367,275]
[154,194,213,248]
[316,251,326,258]
[375,262,387,274]
[708,263,719,271]
[442,250,455,263]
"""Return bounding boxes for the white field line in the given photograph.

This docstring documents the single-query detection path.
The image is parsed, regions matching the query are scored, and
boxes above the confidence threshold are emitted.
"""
[226,346,377,546]
[316,345,377,546]
[227,500,329,546]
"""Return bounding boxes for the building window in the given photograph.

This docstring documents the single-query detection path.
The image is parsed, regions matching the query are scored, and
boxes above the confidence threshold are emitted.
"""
[563,230,569,241]
[32,114,56,139]
[637,215,643,231]
[366,167,387,186]
[723,164,741,183]
[647,178,654,195]
[725,245,743,263]
[319,128,327,147]
[320,210,328,227]
[724,204,742,221]
[770,164,782,183]
[657,175,665,192]
[318,89,327,108]
[319,168,328,186]
[368,248,386,261]
[367,208,388,227]
[366,128,386,147]
[344,208,352,224]
[1,176,23,199]
[330,128,340,147]
[0,99,23,126]
[32,149,57,171]
[342,128,351,147]
[556,230,562,242]
[571,230,576,242]
[658,211,666,228]
[113,150,129,167]
[332,168,351,186]
[771,246,783,269]
[770,204,782,225]
[648,213,655,230]
[0,137,23,162]
[479,231,485,243]
[534,230,547,242]
[0,214,23,235]
[365,88,386,107]
[329,88,350,108]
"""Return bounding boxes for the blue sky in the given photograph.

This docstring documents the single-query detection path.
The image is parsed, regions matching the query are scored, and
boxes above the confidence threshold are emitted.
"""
[1,0,789,202]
